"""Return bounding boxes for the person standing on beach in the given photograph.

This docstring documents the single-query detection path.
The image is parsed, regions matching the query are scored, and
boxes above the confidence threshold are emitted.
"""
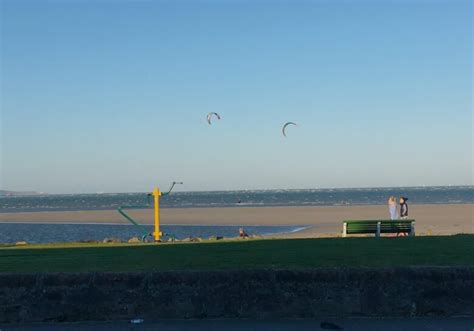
[399,197,408,219]
[388,196,398,220]
[397,197,409,236]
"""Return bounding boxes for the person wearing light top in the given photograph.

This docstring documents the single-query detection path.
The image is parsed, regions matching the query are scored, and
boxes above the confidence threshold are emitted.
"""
[388,196,398,220]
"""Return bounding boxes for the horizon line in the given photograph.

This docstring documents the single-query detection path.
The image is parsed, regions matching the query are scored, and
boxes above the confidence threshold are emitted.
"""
[1,184,472,196]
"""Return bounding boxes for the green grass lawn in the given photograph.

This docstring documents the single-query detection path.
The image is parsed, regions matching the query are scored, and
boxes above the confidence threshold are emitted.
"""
[0,235,473,273]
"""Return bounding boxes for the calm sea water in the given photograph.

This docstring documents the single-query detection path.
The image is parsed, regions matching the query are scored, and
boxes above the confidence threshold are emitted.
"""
[0,223,307,244]
[0,186,472,213]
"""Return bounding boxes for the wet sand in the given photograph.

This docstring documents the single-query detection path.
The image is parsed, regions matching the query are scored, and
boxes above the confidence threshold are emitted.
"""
[0,204,472,237]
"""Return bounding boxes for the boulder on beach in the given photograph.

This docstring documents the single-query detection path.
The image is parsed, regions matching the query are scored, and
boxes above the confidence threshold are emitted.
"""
[103,237,122,244]
[165,235,176,242]
[181,237,202,243]
[128,237,141,244]
[208,236,224,241]
[15,241,28,246]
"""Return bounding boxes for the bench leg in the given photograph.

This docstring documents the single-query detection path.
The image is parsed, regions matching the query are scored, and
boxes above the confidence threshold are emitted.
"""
[376,222,381,238]
[411,222,415,237]
[343,222,347,238]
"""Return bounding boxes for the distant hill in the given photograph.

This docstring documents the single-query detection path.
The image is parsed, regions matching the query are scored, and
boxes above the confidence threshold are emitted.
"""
[0,190,46,197]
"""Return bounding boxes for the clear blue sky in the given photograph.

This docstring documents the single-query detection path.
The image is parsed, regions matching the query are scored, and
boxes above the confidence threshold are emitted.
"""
[1,0,472,193]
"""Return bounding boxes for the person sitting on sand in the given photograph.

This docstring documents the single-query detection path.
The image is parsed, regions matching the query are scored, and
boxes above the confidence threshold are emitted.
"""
[239,227,249,238]
[388,196,398,220]
[399,197,408,219]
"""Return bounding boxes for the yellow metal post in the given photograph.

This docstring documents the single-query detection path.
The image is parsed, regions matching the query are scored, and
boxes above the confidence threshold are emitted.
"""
[152,187,162,241]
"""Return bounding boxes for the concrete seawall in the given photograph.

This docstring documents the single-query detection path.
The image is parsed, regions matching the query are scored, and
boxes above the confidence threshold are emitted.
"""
[1,267,473,323]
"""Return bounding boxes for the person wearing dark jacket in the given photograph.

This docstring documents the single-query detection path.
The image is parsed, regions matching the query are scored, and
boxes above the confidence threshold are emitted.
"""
[399,197,408,219]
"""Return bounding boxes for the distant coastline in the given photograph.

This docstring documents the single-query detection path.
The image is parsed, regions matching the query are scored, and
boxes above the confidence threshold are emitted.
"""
[2,185,472,196]
[0,190,46,197]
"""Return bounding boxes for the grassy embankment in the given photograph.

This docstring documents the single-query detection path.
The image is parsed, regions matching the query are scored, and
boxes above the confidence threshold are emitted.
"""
[0,235,473,273]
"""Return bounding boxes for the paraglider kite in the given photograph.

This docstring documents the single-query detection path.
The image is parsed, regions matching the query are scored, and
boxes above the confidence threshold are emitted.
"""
[282,122,297,137]
[207,112,221,125]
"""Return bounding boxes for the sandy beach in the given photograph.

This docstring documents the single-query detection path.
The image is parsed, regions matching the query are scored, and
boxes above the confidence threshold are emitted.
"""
[0,204,472,238]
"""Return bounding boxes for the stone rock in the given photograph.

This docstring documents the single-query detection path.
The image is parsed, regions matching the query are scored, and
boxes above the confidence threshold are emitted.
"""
[15,241,28,246]
[208,236,224,241]
[165,236,176,243]
[102,237,122,244]
[182,237,203,242]
[128,237,141,244]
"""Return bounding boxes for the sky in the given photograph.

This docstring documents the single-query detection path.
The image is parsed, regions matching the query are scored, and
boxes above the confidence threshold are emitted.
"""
[1,0,472,193]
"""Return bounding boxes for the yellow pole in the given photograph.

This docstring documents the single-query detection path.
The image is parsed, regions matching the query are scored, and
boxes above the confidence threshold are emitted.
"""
[152,187,162,241]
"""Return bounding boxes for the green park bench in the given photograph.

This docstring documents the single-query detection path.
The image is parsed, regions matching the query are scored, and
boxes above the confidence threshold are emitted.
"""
[342,219,415,237]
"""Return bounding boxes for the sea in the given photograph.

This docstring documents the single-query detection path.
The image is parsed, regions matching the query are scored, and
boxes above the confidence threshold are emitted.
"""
[0,223,308,244]
[0,186,472,244]
[0,186,472,213]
